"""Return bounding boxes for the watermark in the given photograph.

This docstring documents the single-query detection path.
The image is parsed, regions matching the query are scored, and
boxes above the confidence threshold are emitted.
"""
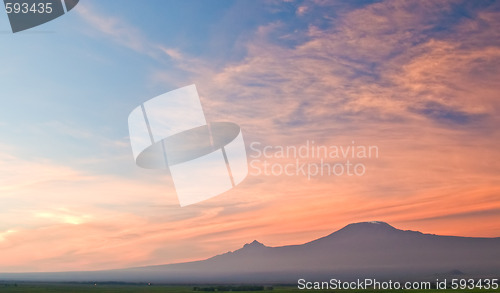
[128,86,379,206]
[297,278,499,290]
[3,0,79,33]
[128,85,248,207]
[249,140,379,180]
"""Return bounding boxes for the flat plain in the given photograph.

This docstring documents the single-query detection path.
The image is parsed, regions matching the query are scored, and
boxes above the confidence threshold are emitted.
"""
[1,283,500,293]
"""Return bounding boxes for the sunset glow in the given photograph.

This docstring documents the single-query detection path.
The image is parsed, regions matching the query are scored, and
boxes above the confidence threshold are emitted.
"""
[0,0,499,273]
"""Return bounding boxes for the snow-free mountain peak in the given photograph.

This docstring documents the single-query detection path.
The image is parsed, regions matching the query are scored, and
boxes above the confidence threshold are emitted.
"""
[334,221,398,234]
[346,221,395,228]
[242,240,266,249]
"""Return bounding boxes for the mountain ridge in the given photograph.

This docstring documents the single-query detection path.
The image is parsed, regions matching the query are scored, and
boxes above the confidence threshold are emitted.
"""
[0,221,499,283]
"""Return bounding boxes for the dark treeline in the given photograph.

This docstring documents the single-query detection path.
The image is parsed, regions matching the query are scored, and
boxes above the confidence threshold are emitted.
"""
[193,285,273,291]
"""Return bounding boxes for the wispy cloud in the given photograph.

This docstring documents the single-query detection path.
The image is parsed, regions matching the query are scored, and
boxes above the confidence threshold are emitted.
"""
[75,1,186,64]
[35,208,93,225]
[296,5,308,16]
[76,2,153,57]
[77,0,500,240]
[0,230,16,243]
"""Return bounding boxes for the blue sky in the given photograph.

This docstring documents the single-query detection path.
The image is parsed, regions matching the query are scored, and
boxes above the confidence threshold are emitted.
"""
[0,0,318,172]
[0,0,379,175]
[0,0,499,272]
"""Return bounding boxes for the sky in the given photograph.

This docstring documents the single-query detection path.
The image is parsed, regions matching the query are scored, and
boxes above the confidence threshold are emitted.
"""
[0,0,499,272]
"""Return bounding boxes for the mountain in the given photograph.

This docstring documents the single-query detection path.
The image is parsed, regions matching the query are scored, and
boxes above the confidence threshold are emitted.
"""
[1,221,499,283]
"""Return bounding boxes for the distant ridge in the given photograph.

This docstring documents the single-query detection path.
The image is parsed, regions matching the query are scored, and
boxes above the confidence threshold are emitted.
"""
[1,221,499,284]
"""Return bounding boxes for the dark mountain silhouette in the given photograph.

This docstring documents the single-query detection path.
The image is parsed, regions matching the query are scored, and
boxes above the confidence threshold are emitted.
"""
[1,221,499,283]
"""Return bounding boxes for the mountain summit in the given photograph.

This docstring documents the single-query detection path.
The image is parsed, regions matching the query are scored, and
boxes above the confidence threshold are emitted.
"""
[243,240,266,248]
[323,221,398,236]
[343,220,396,229]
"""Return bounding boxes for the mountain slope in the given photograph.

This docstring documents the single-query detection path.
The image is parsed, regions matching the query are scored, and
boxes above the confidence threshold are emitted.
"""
[1,221,499,283]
